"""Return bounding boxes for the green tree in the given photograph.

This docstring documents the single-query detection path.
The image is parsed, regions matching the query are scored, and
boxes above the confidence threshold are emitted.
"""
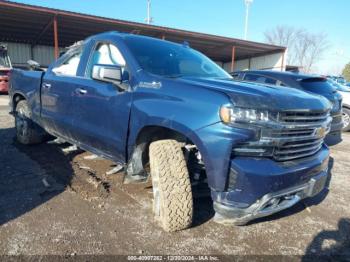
[342,63,350,82]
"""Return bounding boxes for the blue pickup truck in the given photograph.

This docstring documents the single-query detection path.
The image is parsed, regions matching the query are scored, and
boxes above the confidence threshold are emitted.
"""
[9,32,332,232]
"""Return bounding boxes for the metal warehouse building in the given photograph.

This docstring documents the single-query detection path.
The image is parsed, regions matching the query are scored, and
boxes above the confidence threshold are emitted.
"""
[0,1,287,72]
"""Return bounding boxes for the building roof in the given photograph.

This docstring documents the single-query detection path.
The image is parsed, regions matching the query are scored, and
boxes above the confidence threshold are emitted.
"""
[0,0,286,62]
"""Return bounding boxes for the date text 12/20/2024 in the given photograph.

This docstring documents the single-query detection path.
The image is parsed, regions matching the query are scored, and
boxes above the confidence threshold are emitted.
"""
[127,255,220,261]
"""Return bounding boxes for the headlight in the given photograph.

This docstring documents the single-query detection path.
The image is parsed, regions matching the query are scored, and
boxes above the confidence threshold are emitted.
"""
[220,105,270,124]
[331,99,341,112]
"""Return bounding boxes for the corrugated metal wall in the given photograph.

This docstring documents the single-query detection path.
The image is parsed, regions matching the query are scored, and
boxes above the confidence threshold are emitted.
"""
[6,42,31,66]
[5,42,57,67]
[224,52,285,72]
[5,41,285,72]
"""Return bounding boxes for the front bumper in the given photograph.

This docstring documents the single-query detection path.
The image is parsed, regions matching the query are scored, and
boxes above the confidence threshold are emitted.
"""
[329,112,343,134]
[212,145,329,225]
[214,170,328,225]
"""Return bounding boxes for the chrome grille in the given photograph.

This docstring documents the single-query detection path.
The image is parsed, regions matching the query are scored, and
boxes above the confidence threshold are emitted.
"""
[274,138,324,161]
[234,110,331,161]
[271,128,314,138]
[272,110,331,161]
[278,111,329,124]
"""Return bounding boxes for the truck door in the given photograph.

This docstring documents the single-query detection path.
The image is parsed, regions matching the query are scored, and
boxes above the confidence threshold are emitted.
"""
[70,42,132,163]
[40,48,83,140]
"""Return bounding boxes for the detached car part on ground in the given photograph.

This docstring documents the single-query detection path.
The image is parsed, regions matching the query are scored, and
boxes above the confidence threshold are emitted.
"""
[231,70,344,136]
[9,32,332,232]
[0,44,12,93]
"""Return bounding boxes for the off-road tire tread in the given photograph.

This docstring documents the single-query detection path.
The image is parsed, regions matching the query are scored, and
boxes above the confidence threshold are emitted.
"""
[150,139,193,232]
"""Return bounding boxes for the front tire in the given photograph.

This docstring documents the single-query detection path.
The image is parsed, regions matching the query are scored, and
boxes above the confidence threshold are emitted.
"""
[149,139,193,232]
[15,100,46,144]
[342,108,350,132]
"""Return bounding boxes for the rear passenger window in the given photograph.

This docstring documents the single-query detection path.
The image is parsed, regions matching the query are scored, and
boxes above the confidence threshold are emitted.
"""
[52,52,82,76]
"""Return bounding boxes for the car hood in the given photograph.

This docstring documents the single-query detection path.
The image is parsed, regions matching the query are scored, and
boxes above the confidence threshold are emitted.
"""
[179,77,331,112]
[313,90,341,103]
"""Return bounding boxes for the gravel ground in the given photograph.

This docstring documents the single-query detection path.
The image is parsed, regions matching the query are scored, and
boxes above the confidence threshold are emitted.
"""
[0,94,349,259]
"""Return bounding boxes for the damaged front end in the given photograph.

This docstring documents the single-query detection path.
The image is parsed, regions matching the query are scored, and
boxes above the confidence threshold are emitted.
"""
[213,167,328,225]
[211,108,331,225]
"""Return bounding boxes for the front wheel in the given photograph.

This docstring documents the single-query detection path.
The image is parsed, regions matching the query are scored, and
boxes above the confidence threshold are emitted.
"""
[15,100,47,144]
[149,139,193,232]
[342,108,350,132]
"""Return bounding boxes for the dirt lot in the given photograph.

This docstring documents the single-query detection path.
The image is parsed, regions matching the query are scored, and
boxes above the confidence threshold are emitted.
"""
[0,94,349,258]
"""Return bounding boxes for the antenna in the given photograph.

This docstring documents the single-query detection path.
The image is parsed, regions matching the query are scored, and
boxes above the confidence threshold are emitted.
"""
[145,0,153,24]
[244,0,253,40]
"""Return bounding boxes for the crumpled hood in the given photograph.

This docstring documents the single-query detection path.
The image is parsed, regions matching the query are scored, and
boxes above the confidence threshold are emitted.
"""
[179,77,331,112]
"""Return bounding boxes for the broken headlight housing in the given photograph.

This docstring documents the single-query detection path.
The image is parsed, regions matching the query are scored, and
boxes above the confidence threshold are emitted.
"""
[220,105,272,124]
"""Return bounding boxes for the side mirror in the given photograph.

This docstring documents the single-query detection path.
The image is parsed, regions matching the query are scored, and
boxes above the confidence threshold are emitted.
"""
[27,60,41,71]
[92,64,122,84]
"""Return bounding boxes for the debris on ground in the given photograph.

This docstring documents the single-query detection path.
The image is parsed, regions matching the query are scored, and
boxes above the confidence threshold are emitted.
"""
[105,164,124,175]
[77,164,91,171]
[83,154,102,160]
[47,138,66,144]
[62,145,78,153]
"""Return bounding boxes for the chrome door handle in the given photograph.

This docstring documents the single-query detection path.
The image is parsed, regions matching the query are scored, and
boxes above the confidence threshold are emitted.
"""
[42,83,51,89]
[76,88,87,95]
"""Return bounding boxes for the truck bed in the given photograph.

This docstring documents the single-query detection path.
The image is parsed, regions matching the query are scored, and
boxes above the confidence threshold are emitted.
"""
[9,69,45,118]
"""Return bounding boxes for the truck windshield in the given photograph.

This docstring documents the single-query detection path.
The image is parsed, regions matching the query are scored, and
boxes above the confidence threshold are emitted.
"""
[124,36,231,79]
[300,78,336,94]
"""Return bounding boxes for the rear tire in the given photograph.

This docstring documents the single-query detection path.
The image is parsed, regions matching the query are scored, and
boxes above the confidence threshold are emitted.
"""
[15,100,46,144]
[149,139,193,232]
[342,108,350,132]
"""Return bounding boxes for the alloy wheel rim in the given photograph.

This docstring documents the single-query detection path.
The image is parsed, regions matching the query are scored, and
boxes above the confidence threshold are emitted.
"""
[343,112,350,128]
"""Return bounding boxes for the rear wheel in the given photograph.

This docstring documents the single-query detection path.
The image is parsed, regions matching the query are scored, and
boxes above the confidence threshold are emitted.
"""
[149,139,193,232]
[342,108,350,132]
[15,100,47,144]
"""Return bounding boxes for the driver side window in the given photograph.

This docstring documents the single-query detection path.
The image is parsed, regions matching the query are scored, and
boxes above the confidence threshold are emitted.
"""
[88,43,126,77]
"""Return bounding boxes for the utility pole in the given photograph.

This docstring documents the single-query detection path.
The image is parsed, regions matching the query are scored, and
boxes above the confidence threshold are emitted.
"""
[145,0,153,24]
[244,0,253,40]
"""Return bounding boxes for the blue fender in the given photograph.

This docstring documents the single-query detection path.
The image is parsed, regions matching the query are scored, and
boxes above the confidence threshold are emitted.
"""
[127,75,255,191]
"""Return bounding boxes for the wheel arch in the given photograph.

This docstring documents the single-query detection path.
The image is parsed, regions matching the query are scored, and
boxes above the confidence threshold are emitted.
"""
[12,92,26,112]
[126,124,208,180]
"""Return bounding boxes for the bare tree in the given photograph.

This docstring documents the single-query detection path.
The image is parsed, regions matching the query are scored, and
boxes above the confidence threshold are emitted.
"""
[264,26,329,73]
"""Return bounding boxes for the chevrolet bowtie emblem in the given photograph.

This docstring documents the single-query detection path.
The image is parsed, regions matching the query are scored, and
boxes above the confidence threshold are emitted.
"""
[315,127,326,138]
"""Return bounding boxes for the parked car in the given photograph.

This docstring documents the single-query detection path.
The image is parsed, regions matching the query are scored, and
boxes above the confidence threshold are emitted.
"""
[9,32,332,231]
[231,70,343,138]
[328,80,350,131]
[0,44,12,93]
[327,75,347,85]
